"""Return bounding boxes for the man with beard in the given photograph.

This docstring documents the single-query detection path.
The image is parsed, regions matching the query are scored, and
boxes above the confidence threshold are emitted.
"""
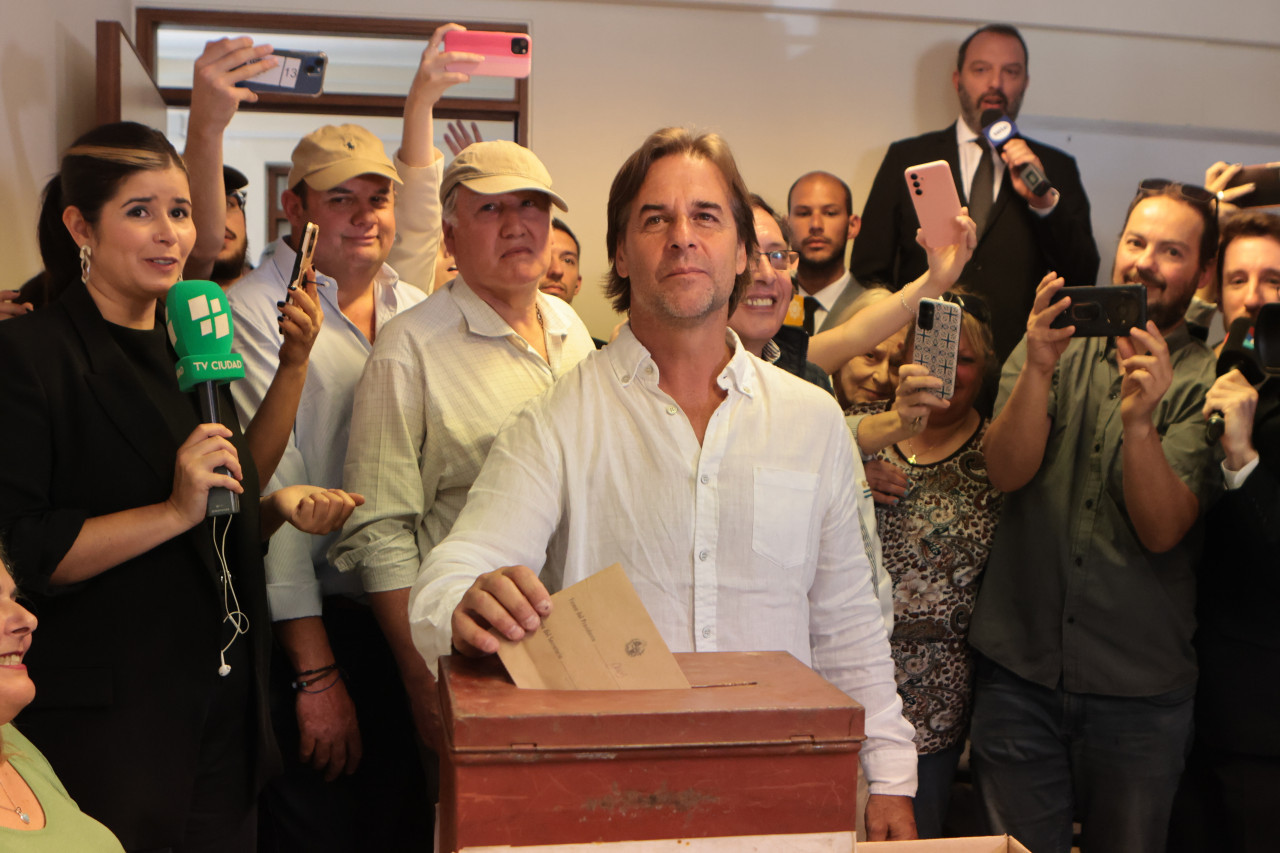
[208,165,252,287]
[966,181,1220,853]
[851,23,1099,362]
[787,171,863,334]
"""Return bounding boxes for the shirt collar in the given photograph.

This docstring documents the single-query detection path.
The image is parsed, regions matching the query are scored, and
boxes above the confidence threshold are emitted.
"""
[607,323,759,398]
[449,275,571,340]
[956,117,981,145]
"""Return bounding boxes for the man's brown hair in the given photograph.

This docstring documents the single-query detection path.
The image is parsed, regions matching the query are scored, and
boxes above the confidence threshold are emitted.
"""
[605,127,757,315]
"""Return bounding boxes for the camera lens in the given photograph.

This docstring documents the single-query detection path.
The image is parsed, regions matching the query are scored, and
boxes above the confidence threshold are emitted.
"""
[512,37,529,55]
[919,302,934,330]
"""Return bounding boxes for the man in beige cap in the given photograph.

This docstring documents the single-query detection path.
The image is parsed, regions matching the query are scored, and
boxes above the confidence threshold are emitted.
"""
[330,139,595,743]
[226,24,479,851]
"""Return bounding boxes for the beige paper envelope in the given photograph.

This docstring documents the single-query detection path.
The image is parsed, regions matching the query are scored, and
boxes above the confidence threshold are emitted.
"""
[496,563,691,690]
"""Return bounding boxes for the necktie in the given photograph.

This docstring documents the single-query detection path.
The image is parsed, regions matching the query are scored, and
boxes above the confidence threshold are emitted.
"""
[803,295,821,335]
[969,138,994,236]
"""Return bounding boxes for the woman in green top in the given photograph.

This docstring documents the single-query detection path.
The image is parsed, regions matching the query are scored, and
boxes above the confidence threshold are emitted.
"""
[0,541,123,851]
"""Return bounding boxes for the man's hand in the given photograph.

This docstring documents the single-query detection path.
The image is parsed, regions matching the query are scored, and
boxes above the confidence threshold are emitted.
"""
[1024,272,1075,375]
[1204,368,1259,472]
[444,120,483,157]
[865,793,918,841]
[273,486,366,536]
[916,210,977,296]
[1116,321,1173,434]
[1001,138,1054,209]
[296,675,363,782]
[190,37,274,131]
[451,565,551,656]
[278,273,323,370]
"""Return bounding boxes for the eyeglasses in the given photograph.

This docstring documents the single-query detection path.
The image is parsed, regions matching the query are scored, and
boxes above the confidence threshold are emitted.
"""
[941,291,991,326]
[753,249,798,271]
[227,190,247,212]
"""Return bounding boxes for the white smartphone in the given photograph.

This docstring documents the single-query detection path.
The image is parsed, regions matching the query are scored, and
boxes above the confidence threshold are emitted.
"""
[904,161,964,248]
[914,297,962,400]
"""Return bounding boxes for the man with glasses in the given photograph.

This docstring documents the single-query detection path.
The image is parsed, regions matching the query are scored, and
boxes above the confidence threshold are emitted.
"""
[730,194,831,391]
[208,166,252,288]
[966,180,1221,853]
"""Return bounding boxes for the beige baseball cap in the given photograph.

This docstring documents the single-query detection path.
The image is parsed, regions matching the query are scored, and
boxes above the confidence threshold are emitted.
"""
[287,124,402,191]
[441,140,567,211]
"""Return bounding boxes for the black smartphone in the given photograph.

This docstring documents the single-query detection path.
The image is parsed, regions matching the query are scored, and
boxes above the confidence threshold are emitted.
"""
[235,50,327,96]
[1225,164,1280,208]
[1050,285,1147,337]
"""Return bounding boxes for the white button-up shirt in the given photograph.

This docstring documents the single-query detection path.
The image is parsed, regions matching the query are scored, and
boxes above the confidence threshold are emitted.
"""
[229,238,426,620]
[410,325,918,796]
[330,276,595,593]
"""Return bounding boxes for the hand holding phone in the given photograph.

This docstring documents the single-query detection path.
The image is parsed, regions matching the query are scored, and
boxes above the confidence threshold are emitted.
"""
[905,161,964,250]
[235,50,327,96]
[442,31,532,78]
[914,297,962,399]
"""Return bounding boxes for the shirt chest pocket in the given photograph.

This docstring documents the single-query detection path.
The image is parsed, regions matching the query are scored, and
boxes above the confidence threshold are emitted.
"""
[752,467,821,569]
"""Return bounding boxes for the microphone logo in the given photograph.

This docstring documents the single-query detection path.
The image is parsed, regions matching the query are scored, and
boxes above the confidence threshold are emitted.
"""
[986,120,1014,145]
[166,280,246,392]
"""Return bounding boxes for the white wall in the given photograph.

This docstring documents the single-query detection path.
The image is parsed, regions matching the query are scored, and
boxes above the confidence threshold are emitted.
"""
[4,0,1279,336]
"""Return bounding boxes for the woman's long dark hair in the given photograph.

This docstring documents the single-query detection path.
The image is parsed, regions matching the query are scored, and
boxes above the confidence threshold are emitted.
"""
[37,122,186,300]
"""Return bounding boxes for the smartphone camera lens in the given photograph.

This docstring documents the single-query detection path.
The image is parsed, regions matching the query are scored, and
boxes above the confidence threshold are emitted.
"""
[512,37,529,55]
[919,301,934,330]
[915,189,923,196]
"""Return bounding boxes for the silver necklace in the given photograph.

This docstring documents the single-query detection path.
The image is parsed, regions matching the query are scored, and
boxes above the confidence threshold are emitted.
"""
[0,767,30,824]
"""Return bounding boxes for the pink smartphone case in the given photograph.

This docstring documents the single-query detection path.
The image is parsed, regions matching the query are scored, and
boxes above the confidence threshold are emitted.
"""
[443,31,532,79]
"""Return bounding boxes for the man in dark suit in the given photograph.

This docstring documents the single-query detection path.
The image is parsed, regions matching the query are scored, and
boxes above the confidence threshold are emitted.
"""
[851,23,1099,362]
[787,171,866,334]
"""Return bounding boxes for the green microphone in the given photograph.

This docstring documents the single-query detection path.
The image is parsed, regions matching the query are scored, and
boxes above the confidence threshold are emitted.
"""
[166,280,246,517]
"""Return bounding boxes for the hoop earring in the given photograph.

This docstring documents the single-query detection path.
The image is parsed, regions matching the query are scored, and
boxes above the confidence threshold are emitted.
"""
[80,244,92,285]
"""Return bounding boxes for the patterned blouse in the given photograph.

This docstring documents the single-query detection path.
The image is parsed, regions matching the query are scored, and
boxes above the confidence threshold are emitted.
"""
[852,402,1003,754]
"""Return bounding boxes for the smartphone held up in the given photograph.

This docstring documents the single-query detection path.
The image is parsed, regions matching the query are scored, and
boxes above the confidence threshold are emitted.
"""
[443,30,533,79]
[235,50,327,96]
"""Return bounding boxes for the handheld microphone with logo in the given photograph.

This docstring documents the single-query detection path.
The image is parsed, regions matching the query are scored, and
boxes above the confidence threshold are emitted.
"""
[166,280,247,517]
[1206,316,1264,444]
[980,108,1054,198]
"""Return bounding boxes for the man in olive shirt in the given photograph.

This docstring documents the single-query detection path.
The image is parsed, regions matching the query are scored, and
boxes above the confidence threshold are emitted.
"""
[968,181,1220,853]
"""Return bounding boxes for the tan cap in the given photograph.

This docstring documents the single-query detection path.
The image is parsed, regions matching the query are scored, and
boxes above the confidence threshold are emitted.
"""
[287,124,402,192]
[441,140,566,211]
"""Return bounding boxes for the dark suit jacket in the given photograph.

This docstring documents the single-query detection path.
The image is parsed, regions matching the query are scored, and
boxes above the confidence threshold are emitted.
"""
[1192,387,1280,755]
[0,282,278,849]
[850,123,1100,361]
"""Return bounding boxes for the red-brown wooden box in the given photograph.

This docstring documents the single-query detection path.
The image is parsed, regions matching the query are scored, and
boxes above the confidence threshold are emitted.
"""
[437,650,865,852]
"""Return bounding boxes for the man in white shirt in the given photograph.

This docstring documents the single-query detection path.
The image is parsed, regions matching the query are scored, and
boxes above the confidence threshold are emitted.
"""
[228,29,471,851]
[409,126,922,841]
[331,140,595,743]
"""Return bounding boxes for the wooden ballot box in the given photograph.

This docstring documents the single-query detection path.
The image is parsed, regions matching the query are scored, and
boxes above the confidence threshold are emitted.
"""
[437,651,865,852]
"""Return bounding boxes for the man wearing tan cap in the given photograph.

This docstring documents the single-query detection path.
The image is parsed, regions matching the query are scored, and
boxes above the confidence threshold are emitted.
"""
[227,25,477,851]
[331,139,595,741]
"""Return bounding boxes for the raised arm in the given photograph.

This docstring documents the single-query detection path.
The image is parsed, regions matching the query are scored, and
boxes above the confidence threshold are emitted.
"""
[808,213,976,374]
[387,24,481,292]
[183,37,274,280]
[983,273,1074,492]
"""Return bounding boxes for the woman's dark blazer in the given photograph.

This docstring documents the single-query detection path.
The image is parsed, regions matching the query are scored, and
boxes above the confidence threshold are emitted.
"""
[0,281,278,850]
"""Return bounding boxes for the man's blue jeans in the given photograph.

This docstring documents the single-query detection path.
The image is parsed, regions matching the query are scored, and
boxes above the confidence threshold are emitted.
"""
[969,657,1194,853]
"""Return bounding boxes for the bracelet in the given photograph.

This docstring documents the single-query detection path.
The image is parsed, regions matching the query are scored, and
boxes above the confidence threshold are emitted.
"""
[296,668,345,694]
[292,662,339,690]
[899,292,912,314]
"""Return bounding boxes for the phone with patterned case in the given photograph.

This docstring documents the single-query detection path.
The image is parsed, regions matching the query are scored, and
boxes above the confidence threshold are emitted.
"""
[914,297,961,399]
